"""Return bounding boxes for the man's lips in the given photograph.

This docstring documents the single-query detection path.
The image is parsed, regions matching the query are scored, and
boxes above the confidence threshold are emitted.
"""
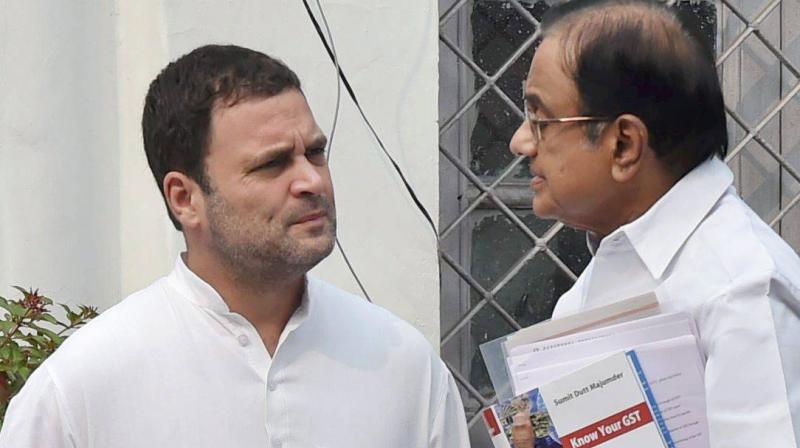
[293,210,328,225]
[530,169,545,189]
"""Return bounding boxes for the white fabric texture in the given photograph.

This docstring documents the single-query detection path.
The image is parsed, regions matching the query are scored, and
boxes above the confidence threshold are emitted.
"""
[553,156,800,447]
[0,257,469,448]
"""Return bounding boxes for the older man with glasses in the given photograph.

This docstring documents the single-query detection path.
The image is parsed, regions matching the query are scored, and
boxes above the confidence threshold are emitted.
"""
[508,1,800,447]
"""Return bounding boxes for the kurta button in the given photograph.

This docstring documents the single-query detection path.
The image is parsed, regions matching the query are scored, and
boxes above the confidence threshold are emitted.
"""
[268,382,277,392]
[237,335,250,347]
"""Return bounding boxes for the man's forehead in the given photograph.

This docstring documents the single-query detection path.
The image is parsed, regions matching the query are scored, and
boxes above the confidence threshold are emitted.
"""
[218,92,314,127]
[207,91,324,156]
[522,37,580,111]
[529,37,563,78]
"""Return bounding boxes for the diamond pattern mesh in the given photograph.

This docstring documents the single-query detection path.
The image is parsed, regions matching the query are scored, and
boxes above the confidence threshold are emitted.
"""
[437,0,800,444]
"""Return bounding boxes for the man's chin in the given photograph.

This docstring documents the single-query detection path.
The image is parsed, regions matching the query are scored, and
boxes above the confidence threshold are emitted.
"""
[293,235,336,261]
[532,198,557,220]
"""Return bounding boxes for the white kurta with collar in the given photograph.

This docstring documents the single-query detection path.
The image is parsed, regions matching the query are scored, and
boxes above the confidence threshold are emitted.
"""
[0,257,469,448]
[553,157,800,447]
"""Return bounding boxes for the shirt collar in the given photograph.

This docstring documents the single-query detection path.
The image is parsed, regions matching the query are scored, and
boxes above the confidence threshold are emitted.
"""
[586,231,600,256]
[168,254,231,313]
[598,156,733,279]
[167,254,313,327]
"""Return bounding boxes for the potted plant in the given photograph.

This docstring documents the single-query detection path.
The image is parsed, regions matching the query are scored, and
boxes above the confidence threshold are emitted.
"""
[0,287,97,427]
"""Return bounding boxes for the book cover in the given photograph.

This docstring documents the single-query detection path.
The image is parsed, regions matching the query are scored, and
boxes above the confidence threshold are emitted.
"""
[483,351,672,448]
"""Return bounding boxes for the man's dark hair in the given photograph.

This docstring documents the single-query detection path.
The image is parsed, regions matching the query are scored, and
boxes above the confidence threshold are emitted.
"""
[541,0,728,178]
[142,44,302,230]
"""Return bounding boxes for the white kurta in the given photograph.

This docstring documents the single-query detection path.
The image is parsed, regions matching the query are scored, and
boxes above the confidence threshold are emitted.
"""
[0,257,469,448]
[553,157,800,447]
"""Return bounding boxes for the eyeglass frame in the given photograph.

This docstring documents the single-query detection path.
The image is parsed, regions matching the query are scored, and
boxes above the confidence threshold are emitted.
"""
[524,109,613,143]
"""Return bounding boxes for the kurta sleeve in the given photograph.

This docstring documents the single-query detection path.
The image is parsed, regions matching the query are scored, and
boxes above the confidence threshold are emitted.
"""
[697,274,798,447]
[0,364,77,448]
[429,367,471,448]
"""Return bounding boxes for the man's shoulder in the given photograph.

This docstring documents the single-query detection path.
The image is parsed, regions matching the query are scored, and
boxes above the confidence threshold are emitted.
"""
[305,277,454,408]
[308,276,417,325]
[44,277,173,374]
[306,276,439,360]
[684,191,800,286]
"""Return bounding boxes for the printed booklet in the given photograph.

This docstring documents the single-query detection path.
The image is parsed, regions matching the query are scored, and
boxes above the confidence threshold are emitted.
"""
[481,294,709,448]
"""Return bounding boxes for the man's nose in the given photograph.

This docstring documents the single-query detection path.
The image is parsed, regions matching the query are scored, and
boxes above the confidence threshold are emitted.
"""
[289,156,325,197]
[509,120,537,158]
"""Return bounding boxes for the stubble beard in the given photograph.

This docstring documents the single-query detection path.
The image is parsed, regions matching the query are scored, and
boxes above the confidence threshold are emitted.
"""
[205,193,336,286]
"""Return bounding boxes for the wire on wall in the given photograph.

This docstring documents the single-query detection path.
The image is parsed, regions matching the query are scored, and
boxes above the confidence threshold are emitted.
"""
[302,0,368,302]
[301,0,438,236]
[302,0,441,304]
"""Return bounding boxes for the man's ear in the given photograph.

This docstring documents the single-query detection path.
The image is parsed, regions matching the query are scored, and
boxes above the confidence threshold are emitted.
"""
[163,172,205,230]
[607,114,648,183]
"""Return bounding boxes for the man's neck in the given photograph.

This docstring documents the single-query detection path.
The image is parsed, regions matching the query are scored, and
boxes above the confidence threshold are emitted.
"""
[593,170,678,241]
[182,251,304,356]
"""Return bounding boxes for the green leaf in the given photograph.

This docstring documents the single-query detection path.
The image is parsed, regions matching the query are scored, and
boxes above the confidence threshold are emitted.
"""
[80,305,99,319]
[59,304,80,326]
[20,335,47,351]
[33,327,64,346]
[28,335,49,348]
[0,300,26,319]
[0,321,13,335]
[16,366,31,381]
[39,313,59,326]
[7,344,23,363]
[25,348,47,365]
[0,342,14,359]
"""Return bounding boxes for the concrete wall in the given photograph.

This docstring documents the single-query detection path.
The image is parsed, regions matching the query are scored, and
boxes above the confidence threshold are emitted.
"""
[0,0,442,346]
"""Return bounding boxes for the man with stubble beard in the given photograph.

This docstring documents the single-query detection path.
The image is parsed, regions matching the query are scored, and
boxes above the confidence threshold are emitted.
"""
[0,44,469,448]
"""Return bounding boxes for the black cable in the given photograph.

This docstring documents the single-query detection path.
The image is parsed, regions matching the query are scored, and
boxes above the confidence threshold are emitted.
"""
[304,0,371,302]
[302,0,438,236]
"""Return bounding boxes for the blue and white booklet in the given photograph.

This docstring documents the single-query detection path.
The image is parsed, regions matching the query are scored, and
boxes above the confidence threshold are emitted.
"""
[481,296,710,448]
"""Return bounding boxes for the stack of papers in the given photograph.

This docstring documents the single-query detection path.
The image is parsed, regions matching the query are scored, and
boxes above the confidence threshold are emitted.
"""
[480,293,710,448]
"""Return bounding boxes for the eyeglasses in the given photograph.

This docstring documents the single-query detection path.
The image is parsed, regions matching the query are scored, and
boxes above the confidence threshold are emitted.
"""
[524,109,612,143]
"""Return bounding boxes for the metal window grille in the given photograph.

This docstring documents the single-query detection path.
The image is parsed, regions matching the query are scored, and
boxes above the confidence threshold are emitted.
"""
[437,0,800,445]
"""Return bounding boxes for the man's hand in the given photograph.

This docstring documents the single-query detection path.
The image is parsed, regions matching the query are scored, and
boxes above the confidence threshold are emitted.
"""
[510,409,536,448]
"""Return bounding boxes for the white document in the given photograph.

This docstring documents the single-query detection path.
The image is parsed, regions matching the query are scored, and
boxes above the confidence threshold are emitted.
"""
[504,292,660,351]
[507,312,700,378]
[483,292,660,401]
[507,311,697,358]
[485,296,711,447]
[513,337,708,448]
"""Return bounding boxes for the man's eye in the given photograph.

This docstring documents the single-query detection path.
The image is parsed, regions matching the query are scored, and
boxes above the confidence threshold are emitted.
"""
[258,158,287,171]
[307,147,327,163]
